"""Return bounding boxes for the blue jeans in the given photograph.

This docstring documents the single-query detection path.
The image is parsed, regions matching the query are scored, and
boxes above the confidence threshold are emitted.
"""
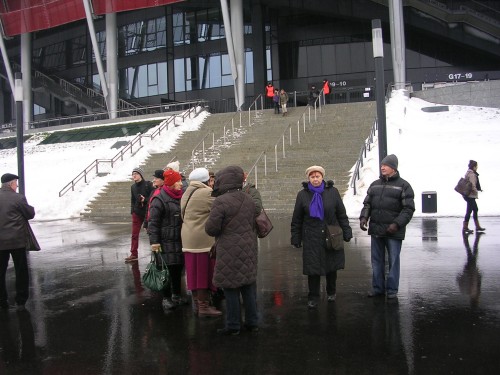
[371,237,402,295]
[223,282,258,330]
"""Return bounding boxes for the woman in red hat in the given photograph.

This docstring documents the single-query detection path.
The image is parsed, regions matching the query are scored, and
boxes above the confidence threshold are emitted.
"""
[148,169,186,312]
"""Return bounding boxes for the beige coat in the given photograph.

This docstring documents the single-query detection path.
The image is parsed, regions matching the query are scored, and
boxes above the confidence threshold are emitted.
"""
[180,181,215,253]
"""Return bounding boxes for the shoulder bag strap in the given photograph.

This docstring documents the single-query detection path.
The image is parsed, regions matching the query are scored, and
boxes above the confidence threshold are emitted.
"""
[181,187,199,220]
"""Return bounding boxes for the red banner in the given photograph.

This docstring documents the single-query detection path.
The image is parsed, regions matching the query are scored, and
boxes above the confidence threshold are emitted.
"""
[0,0,184,37]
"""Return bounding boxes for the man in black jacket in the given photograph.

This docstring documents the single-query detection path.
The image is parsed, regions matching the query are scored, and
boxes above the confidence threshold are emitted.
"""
[359,154,415,299]
[125,167,153,262]
[0,173,36,310]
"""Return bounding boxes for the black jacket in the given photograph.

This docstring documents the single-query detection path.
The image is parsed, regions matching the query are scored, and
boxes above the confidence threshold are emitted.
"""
[291,181,352,275]
[148,189,183,265]
[0,186,36,250]
[131,179,153,218]
[359,172,415,240]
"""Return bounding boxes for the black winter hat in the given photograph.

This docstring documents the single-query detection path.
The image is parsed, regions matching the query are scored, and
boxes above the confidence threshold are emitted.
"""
[153,169,164,179]
[381,154,398,170]
[1,173,18,183]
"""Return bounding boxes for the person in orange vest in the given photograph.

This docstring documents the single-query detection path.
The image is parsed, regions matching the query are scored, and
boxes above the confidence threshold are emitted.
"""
[265,82,275,109]
[323,78,331,104]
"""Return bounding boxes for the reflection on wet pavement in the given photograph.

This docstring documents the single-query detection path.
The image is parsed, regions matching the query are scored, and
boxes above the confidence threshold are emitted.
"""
[1,217,499,374]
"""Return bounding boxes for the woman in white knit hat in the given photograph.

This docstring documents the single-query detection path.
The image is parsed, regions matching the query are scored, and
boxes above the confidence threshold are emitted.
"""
[291,165,352,309]
[180,168,222,317]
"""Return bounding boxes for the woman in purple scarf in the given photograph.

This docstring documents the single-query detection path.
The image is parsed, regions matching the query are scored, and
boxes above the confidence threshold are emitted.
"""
[291,166,352,309]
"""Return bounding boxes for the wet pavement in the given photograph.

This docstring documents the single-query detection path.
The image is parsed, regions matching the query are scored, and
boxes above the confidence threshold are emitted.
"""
[1,216,499,374]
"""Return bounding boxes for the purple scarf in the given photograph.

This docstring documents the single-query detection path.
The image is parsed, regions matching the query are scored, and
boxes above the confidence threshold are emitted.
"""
[308,181,325,220]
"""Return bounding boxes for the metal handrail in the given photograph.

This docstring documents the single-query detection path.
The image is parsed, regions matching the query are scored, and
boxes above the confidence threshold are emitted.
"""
[58,106,201,197]
[189,110,243,171]
[246,94,323,187]
[29,100,205,129]
[247,94,263,125]
[349,118,378,196]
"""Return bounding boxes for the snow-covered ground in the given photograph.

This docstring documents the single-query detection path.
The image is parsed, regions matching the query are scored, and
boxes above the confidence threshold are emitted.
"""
[1,93,498,221]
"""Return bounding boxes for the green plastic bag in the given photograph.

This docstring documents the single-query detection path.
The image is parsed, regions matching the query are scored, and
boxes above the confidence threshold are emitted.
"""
[142,253,170,292]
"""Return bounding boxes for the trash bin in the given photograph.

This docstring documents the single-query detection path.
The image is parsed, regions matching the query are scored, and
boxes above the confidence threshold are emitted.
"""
[422,191,437,213]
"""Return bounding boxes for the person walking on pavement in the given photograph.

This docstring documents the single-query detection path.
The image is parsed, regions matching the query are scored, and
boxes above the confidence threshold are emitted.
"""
[291,166,352,309]
[273,89,280,114]
[265,82,275,109]
[125,167,153,262]
[359,154,415,299]
[0,173,36,311]
[205,166,259,335]
[279,89,289,117]
[181,168,221,318]
[148,169,187,312]
[462,160,485,234]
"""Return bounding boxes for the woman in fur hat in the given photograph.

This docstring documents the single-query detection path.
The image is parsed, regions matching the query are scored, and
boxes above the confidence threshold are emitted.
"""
[291,165,352,309]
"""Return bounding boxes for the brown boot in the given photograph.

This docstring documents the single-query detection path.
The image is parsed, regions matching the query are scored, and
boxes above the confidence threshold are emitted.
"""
[473,219,485,232]
[462,221,473,234]
[198,300,222,317]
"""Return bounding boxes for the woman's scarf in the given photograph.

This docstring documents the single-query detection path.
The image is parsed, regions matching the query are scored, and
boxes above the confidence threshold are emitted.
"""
[162,184,183,200]
[474,171,482,191]
[308,181,325,220]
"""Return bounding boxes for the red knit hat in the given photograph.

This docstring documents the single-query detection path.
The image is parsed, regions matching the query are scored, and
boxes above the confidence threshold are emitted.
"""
[163,169,181,187]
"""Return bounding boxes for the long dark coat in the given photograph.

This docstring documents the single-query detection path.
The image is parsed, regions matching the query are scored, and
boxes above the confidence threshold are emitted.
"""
[291,181,352,275]
[148,189,183,265]
[0,186,36,250]
[205,166,258,288]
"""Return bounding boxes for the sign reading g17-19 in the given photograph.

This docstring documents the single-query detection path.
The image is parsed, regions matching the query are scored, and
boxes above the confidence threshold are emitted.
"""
[448,72,473,80]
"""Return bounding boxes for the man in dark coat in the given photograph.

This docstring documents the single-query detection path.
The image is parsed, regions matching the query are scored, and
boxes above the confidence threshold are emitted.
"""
[291,166,352,309]
[125,167,153,262]
[359,154,415,299]
[0,173,36,310]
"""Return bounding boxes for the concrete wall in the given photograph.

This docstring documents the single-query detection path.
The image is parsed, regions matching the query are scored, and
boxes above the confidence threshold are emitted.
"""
[412,80,500,109]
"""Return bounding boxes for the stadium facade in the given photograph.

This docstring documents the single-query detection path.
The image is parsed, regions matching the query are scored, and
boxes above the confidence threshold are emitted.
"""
[0,0,499,129]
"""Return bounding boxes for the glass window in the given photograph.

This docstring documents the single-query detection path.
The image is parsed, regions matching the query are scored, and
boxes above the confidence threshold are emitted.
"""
[245,50,254,84]
[42,41,66,70]
[174,58,185,92]
[71,35,86,66]
[123,63,167,98]
[91,31,106,62]
[209,54,221,88]
[34,104,46,115]
[121,17,166,56]
[221,54,232,86]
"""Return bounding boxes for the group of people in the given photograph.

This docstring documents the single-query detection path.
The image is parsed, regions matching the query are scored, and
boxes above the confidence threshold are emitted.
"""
[126,162,261,335]
[265,82,289,116]
[0,155,485,335]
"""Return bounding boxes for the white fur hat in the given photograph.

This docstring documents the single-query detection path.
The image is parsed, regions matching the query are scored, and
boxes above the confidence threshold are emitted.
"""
[165,160,180,172]
[305,165,325,177]
[189,168,210,182]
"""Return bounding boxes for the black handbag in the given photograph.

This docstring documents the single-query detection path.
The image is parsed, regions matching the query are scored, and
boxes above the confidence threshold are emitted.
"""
[255,209,273,238]
[26,223,40,251]
[142,253,170,292]
[325,224,344,251]
[455,177,472,196]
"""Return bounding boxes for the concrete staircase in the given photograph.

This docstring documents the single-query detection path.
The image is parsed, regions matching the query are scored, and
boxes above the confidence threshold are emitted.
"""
[81,102,375,220]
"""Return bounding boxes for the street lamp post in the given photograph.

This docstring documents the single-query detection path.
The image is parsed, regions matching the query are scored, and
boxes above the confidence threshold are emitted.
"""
[372,19,387,163]
[15,72,25,195]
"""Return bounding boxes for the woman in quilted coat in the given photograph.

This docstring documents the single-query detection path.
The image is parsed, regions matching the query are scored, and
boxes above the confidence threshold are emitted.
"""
[291,165,352,309]
[205,166,259,335]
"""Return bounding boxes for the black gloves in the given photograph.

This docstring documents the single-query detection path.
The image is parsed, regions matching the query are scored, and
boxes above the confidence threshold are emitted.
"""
[360,217,368,231]
[292,243,301,248]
